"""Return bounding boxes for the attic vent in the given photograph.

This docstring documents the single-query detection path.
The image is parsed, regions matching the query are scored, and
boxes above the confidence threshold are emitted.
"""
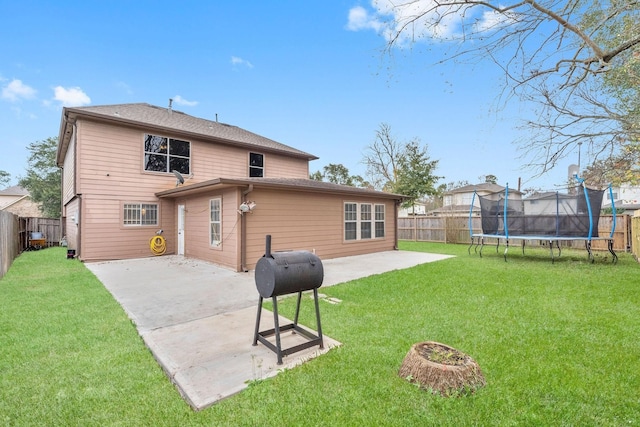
[113,111,120,116]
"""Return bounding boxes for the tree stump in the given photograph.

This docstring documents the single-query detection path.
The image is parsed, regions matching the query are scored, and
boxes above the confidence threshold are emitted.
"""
[398,341,485,396]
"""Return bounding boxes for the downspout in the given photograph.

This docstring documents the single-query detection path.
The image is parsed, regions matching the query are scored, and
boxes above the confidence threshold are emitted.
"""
[77,194,82,261]
[240,184,253,272]
[394,199,400,250]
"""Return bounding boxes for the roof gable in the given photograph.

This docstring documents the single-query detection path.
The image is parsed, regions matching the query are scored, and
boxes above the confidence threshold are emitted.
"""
[58,103,318,165]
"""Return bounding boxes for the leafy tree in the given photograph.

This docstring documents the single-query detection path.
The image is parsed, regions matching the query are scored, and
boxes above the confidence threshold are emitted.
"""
[310,163,370,188]
[481,174,498,184]
[19,137,61,218]
[0,170,10,188]
[363,123,441,207]
[582,141,640,186]
[395,140,441,209]
[375,0,639,176]
[323,163,356,186]
[309,170,323,181]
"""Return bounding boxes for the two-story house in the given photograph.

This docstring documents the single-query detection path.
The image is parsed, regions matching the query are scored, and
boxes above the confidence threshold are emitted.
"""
[431,183,523,216]
[602,183,640,213]
[0,186,43,217]
[56,103,404,271]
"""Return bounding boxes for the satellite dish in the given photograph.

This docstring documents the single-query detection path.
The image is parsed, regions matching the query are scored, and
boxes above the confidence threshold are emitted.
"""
[172,170,185,187]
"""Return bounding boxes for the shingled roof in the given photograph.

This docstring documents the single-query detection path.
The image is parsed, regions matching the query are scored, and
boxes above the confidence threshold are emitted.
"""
[444,182,523,195]
[57,103,317,165]
[156,177,406,200]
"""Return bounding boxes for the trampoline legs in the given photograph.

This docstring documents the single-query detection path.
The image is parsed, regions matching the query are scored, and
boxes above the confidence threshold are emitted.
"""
[608,240,618,263]
[503,239,509,262]
[586,241,595,263]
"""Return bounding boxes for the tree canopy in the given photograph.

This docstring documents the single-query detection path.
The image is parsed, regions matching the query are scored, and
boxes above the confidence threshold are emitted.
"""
[363,123,440,207]
[377,0,639,179]
[19,137,61,218]
[0,170,10,188]
[310,163,371,187]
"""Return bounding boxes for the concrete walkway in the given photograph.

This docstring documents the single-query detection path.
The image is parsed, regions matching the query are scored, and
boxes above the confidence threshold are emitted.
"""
[87,250,453,410]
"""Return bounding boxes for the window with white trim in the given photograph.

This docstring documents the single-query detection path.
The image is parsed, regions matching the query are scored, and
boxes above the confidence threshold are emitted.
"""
[375,204,385,237]
[144,134,191,174]
[360,204,372,239]
[123,203,158,226]
[249,152,264,177]
[344,203,357,240]
[210,198,222,246]
[344,202,385,241]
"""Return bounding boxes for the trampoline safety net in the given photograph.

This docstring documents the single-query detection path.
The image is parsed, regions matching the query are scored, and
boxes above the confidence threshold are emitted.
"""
[478,186,605,238]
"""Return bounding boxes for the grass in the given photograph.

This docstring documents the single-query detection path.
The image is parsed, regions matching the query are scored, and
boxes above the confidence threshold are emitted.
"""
[1,244,639,426]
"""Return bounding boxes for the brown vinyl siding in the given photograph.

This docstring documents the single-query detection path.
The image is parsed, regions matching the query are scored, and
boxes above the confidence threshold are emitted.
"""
[63,198,79,251]
[174,188,240,270]
[243,189,396,270]
[58,104,400,266]
[79,195,175,261]
[62,129,76,205]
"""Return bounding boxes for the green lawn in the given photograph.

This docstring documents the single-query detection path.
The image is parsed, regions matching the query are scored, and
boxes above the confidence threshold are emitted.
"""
[1,244,639,426]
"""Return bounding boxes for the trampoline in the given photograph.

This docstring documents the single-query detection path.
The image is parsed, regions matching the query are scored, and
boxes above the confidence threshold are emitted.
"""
[468,176,617,263]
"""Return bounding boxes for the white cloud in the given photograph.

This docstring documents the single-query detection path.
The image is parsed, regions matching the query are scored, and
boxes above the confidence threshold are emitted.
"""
[2,79,37,102]
[231,56,254,69]
[346,0,492,45]
[172,95,198,107]
[346,6,383,32]
[53,86,91,107]
[474,9,518,33]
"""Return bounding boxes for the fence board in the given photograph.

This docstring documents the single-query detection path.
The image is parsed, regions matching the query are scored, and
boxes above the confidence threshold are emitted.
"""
[632,216,640,261]
[0,211,20,279]
[399,214,631,252]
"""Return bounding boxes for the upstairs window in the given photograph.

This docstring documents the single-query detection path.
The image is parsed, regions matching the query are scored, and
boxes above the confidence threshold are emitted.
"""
[249,152,264,177]
[144,134,191,175]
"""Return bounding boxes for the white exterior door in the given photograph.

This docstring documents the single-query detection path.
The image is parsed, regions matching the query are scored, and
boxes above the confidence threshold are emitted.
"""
[177,204,185,255]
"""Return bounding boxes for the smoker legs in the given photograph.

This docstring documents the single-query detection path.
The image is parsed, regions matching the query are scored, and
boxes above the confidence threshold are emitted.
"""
[253,291,324,365]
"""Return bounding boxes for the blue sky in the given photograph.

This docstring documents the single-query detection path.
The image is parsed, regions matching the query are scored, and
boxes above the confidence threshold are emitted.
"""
[1,1,579,191]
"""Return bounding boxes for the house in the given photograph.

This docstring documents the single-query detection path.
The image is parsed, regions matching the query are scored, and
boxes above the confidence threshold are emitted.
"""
[602,183,640,213]
[56,103,404,271]
[398,201,428,217]
[0,186,43,217]
[430,183,523,216]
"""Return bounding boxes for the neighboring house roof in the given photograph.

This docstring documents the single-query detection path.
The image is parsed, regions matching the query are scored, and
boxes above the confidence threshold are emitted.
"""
[0,185,29,196]
[525,191,572,200]
[427,204,478,215]
[156,177,406,200]
[445,183,523,195]
[57,103,318,166]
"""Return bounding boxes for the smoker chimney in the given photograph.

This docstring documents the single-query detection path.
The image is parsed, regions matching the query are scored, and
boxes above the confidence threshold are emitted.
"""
[168,98,173,110]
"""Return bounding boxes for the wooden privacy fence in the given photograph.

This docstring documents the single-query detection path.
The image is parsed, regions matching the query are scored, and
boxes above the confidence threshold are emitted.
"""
[398,214,631,253]
[632,215,640,261]
[0,215,62,279]
[0,211,20,279]
[20,217,62,250]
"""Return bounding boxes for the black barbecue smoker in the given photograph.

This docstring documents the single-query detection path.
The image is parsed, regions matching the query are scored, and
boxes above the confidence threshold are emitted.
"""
[253,235,324,364]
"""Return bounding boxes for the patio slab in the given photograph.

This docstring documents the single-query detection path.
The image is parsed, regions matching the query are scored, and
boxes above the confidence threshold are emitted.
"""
[87,250,453,410]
